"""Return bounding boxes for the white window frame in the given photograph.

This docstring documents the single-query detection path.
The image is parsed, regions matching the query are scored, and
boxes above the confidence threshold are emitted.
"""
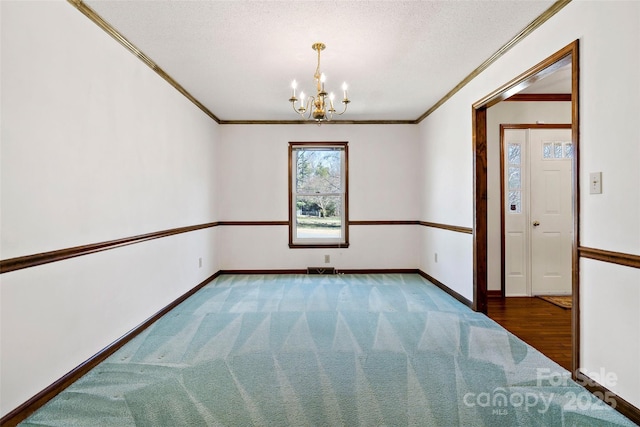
[289,142,349,248]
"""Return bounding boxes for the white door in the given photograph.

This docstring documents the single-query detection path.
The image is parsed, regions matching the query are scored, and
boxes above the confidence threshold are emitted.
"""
[504,127,572,296]
[529,128,573,295]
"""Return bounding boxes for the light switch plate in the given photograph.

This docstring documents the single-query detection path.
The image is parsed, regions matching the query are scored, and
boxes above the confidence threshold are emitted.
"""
[590,172,602,194]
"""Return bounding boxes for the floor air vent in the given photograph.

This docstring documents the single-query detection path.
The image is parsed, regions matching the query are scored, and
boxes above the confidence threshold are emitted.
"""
[307,267,336,275]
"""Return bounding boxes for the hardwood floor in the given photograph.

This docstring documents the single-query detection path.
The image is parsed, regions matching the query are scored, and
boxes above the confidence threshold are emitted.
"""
[487,296,572,371]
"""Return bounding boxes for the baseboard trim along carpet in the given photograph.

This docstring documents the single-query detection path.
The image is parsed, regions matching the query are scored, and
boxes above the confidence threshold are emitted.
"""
[220,269,420,275]
[0,272,222,427]
[576,371,640,425]
[418,270,473,309]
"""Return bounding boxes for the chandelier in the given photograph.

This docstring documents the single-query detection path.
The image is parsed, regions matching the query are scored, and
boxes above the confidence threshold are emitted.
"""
[289,43,350,122]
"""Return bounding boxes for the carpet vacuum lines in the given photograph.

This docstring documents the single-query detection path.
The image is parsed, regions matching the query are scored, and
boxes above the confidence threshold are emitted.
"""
[20,274,635,426]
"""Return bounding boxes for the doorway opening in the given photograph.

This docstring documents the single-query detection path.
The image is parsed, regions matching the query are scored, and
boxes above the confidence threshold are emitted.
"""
[501,124,573,298]
[472,40,579,375]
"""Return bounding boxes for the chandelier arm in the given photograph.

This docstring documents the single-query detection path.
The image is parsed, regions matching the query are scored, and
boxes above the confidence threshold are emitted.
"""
[304,96,315,119]
[334,99,350,116]
[290,99,301,114]
[293,102,307,118]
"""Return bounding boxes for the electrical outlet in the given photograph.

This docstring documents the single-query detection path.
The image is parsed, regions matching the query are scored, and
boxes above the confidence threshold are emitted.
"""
[324,254,330,264]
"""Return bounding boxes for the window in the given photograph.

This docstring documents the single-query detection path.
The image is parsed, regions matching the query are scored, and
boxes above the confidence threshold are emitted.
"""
[507,142,522,214]
[543,141,573,159]
[289,142,348,248]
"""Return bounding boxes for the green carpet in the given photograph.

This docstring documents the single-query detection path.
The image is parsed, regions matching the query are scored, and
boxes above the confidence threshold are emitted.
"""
[21,274,635,426]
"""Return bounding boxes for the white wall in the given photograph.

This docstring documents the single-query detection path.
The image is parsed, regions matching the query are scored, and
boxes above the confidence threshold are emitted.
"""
[216,124,420,270]
[0,1,219,416]
[419,227,473,301]
[486,102,572,291]
[580,259,640,405]
[418,0,639,408]
[417,94,475,301]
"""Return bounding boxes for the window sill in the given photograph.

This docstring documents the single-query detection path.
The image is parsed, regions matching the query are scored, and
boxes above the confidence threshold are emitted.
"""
[289,243,350,249]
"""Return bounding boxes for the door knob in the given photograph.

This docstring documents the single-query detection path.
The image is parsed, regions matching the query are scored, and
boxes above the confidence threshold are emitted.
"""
[533,221,540,227]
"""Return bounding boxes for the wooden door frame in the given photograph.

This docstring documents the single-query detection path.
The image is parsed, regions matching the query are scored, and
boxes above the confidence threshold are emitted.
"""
[472,40,580,376]
[500,123,572,297]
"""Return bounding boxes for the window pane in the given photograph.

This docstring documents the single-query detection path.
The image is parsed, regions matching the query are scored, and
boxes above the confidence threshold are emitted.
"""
[508,166,521,190]
[543,143,552,159]
[508,143,521,165]
[554,142,563,158]
[296,195,342,239]
[296,149,342,194]
[564,143,573,159]
[508,191,521,213]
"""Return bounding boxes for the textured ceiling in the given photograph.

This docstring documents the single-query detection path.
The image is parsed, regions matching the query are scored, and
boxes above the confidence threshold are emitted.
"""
[82,0,565,122]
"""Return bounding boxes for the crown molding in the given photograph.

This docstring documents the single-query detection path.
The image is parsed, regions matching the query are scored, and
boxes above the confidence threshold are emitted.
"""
[217,119,417,125]
[67,0,221,124]
[415,0,572,123]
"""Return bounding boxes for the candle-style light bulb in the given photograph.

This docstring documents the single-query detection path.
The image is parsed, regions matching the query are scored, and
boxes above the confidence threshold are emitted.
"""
[342,82,348,99]
[300,91,305,107]
[320,73,326,83]
[291,80,297,97]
